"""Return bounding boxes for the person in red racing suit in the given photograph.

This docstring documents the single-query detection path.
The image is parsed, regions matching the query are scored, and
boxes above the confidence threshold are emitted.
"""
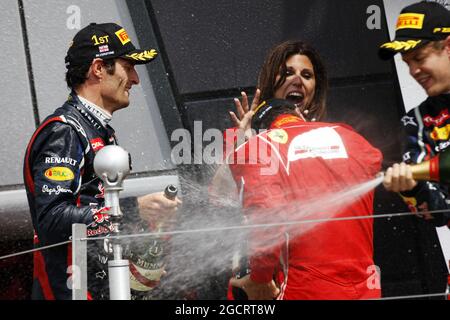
[23,23,180,300]
[228,99,382,300]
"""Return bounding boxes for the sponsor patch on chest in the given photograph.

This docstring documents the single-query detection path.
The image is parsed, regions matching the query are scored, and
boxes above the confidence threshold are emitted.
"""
[288,127,348,162]
[90,137,105,152]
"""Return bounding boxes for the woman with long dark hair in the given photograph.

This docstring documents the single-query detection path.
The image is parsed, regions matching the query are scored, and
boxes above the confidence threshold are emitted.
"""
[225,40,381,300]
[229,40,328,138]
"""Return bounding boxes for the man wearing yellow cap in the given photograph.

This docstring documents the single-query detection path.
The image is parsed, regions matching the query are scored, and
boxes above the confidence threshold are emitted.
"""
[379,1,450,228]
[23,23,181,300]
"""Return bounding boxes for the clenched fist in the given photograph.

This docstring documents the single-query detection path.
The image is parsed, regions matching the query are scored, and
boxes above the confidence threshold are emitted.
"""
[137,192,181,230]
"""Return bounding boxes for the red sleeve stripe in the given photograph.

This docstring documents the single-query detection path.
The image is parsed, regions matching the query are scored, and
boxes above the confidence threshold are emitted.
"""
[24,117,65,196]
[33,234,55,300]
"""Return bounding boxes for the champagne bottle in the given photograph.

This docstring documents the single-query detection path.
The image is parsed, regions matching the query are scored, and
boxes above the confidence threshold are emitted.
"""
[127,185,178,298]
[410,148,450,183]
[231,237,250,300]
[231,177,250,300]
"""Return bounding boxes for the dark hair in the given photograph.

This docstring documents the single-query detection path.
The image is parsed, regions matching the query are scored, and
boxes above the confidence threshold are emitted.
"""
[432,39,445,51]
[253,105,299,130]
[257,40,328,121]
[65,59,116,89]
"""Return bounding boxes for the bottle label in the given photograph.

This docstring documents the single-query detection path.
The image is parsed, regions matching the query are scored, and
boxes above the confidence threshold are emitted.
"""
[125,235,165,292]
[429,155,440,182]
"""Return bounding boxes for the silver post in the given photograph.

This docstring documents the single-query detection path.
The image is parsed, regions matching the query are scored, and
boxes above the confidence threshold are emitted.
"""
[446,260,450,300]
[72,223,87,300]
[94,145,131,300]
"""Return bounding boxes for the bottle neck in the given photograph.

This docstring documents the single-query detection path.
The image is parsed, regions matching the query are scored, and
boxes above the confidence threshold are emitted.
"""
[410,161,432,181]
[410,155,440,182]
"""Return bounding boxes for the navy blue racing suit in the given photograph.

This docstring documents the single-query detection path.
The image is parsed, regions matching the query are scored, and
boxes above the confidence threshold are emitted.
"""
[23,92,138,299]
[399,93,450,228]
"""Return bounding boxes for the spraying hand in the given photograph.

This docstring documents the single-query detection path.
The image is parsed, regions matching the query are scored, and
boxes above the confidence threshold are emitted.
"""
[384,147,450,192]
[137,185,181,231]
[229,274,280,300]
[383,162,418,192]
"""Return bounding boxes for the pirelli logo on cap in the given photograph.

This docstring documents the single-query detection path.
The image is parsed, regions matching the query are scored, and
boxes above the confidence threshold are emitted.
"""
[115,28,131,45]
[396,13,425,30]
[433,27,450,34]
[44,167,75,181]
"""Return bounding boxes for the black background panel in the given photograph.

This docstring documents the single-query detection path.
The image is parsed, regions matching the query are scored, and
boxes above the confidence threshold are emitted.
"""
[150,0,392,95]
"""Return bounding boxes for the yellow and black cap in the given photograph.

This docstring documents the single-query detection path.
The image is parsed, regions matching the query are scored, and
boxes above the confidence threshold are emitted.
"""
[65,22,157,67]
[379,1,450,60]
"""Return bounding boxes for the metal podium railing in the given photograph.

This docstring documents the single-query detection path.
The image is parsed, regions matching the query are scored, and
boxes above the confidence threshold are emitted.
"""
[72,223,87,300]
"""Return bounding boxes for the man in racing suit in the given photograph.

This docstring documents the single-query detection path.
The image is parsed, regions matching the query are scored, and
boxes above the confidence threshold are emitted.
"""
[23,23,180,300]
[379,1,450,228]
[228,99,382,299]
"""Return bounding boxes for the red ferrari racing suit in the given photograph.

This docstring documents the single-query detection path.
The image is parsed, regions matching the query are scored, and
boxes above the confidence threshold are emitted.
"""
[228,115,382,299]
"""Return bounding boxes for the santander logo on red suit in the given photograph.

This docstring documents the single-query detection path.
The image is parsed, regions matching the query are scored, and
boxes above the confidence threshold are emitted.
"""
[261,126,349,175]
[287,127,348,162]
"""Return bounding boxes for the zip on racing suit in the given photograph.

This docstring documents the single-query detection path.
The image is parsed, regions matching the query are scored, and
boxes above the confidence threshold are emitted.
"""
[23,91,139,300]
[228,114,382,299]
[399,93,450,228]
